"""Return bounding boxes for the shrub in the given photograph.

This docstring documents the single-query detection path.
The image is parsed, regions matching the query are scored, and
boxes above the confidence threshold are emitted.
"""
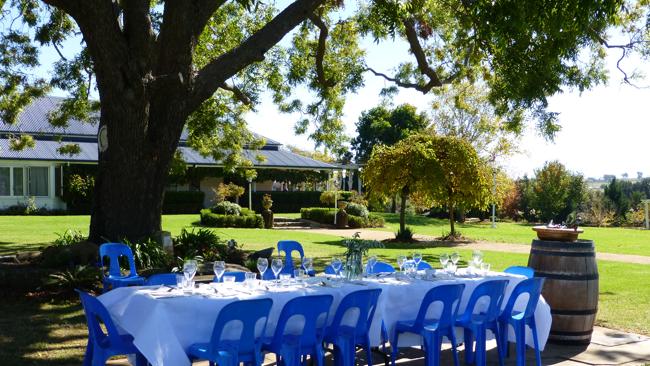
[213,182,246,204]
[368,214,385,228]
[63,174,95,213]
[200,209,264,228]
[53,229,86,246]
[347,215,368,228]
[346,202,369,218]
[174,229,246,264]
[46,265,101,292]
[395,226,415,241]
[162,191,205,214]
[124,238,172,270]
[211,201,242,215]
[319,191,356,206]
[301,207,384,228]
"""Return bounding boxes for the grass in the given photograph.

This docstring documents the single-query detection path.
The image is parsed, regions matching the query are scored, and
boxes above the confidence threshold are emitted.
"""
[374,213,650,257]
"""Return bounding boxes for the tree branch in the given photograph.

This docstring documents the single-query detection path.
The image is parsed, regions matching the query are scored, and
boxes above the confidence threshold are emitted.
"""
[189,0,327,112]
[308,13,335,88]
[122,0,155,73]
[220,82,252,105]
[402,18,442,91]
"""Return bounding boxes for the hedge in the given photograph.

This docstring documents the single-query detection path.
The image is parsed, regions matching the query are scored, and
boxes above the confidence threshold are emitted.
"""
[251,191,322,213]
[163,191,205,214]
[300,207,384,228]
[200,209,263,228]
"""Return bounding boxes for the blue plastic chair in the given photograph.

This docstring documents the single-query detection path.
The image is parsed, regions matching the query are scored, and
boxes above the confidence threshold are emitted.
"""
[504,266,535,279]
[76,290,147,366]
[263,294,334,366]
[365,261,396,274]
[324,265,339,275]
[146,273,179,286]
[455,279,509,366]
[498,278,545,366]
[261,269,277,281]
[323,289,382,366]
[188,298,273,366]
[277,240,316,276]
[99,243,145,292]
[391,284,466,366]
[213,271,247,282]
[417,261,433,270]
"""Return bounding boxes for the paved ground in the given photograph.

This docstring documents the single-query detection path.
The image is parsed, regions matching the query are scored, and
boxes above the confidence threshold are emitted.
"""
[284,227,650,265]
[107,326,650,366]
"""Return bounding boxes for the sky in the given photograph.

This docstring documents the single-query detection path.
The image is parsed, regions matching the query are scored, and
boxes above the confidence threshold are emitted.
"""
[33,8,650,181]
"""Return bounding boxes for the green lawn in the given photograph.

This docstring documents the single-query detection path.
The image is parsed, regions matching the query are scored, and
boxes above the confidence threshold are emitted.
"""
[374,213,650,257]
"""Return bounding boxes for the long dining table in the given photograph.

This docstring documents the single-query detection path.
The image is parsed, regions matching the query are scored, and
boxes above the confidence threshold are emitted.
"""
[99,270,552,366]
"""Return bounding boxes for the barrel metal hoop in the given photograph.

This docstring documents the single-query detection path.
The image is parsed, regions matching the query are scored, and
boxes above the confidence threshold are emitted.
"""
[535,271,599,280]
[530,249,595,257]
[532,240,595,250]
[550,329,594,336]
[551,308,598,316]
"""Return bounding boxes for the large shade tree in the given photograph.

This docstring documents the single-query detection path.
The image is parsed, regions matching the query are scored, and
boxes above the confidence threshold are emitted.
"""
[0,0,624,241]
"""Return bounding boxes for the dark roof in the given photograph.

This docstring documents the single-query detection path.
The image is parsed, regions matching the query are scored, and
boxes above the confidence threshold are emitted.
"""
[0,97,335,170]
[0,95,282,146]
[0,138,336,169]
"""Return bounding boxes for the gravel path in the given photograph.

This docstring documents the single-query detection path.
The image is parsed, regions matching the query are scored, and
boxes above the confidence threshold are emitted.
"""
[285,227,650,265]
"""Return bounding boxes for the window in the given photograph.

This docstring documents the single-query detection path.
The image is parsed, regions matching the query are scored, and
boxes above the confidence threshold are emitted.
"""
[0,168,9,196]
[28,167,49,197]
[13,167,24,196]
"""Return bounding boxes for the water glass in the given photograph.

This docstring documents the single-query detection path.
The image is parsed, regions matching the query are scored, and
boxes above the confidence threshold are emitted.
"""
[403,261,416,277]
[439,253,449,268]
[472,250,484,266]
[302,257,313,273]
[223,275,236,283]
[331,257,343,277]
[413,251,423,268]
[397,255,407,272]
[294,269,305,279]
[445,261,457,275]
[175,274,185,288]
[279,273,292,286]
[213,261,226,283]
[245,272,257,288]
[481,263,491,275]
[367,255,377,274]
[271,257,284,283]
[257,257,268,278]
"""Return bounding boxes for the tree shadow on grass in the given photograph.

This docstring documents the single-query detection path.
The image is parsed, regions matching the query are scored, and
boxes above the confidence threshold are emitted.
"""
[0,291,88,366]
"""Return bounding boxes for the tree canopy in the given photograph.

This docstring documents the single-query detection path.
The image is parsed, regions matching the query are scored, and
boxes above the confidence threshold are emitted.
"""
[0,0,631,240]
[351,103,429,163]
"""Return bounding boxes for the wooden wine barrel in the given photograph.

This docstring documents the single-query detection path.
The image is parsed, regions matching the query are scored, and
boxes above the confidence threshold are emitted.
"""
[528,239,599,345]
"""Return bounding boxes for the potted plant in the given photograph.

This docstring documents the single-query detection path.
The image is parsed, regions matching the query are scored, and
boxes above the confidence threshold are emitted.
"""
[336,200,349,228]
[261,194,273,229]
[342,232,384,280]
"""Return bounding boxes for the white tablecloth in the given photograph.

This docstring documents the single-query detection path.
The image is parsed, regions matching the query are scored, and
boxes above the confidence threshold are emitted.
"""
[99,272,551,366]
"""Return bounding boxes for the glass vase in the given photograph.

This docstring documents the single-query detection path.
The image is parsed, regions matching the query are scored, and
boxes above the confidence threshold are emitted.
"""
[345,251,363,280]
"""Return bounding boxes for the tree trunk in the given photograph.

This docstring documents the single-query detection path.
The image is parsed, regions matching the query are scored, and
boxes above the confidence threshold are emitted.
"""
[399,189,407,233]
[89,92,184,243]
[448,202,456,237]
[391,195,397,213]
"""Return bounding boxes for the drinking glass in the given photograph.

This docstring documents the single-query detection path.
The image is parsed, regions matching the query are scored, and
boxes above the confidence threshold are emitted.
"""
[397,255,407,273]
[439,253,449,268]
[331,257,343,277]
[175,274,185,289]
[183,260,198,283]
[257,257,268,279]
[403,261,416,277]
[271,257,284,284]
[213,260,226,283]
[294,269,305,279]
[223,275,236,283]
[472,250,484,266]
[279,273,292,286]
[445,261,457,275]
[481,263,491,275]
[413,251,423,269]
[450,252,460,266]
[302,257,314,273]
[245,272,257,288]
[367,255,377,274]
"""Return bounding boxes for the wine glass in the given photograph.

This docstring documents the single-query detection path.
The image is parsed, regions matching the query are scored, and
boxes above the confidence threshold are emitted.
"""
[472,250,484,266]
[451,252,460,266]
[331,257,343,277]
[183,260,198,284]
[413,251,423,269]
[302,257,313,274]
[367,255,378,274]
[271,257,284,284]
[257,257,268,279]
[213,260,226,283]
[397,255,407,273]
[439,253,449,268]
